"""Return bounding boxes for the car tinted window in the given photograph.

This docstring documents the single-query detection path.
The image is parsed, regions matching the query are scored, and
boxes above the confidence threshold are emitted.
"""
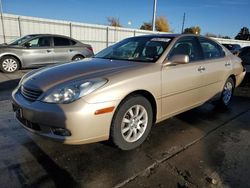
[70,39,77,45]
[168,36,203,62]
[233,44,241,50]
[54,37,71,46]
[26,37,51,47]
[9,35,36,45]
[240,47,250,56]
[199,37,225,59]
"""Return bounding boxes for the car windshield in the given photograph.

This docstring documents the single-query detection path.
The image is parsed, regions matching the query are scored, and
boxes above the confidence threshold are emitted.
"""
[95,37,173,62]
[9,35,36,45]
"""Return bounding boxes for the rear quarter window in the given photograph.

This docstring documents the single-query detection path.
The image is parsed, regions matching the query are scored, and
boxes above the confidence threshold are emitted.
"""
[199,37,225,59]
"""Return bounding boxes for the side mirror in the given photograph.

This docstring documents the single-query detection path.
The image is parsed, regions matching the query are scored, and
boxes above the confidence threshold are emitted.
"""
[24,43,32,48]
[164,55,189,66]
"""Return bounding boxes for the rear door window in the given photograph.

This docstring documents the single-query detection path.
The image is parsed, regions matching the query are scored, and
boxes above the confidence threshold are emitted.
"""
[199,37,225,59]
[69,39,77,45]
[53,37,71,46]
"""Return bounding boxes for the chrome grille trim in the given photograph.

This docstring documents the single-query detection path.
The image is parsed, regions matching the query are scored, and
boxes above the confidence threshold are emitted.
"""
[20,85,42,101]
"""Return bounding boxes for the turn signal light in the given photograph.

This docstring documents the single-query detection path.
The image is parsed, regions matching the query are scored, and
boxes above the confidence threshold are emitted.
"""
[94,106,115,115]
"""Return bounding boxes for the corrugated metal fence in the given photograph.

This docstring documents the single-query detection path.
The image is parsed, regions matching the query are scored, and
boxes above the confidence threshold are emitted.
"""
[1,13,250,53]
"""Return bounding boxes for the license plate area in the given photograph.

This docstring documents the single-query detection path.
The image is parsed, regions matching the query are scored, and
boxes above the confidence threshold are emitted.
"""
[12,103,41,131]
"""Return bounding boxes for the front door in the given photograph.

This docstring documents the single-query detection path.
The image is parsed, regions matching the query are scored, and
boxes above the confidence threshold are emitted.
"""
[22,36,54,67]
[161,36,205,118]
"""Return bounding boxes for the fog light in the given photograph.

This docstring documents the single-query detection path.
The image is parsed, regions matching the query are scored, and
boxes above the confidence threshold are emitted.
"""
[51,127,71,136]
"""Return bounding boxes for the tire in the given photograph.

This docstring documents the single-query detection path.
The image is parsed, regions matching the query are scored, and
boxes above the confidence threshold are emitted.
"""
[218,77,234,107]
[110,95,153,150]
[72,55,84,61]
[0,56,20,73]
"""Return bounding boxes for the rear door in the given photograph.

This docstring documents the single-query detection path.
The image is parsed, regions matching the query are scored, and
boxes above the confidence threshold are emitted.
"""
[161,36,205,118]
[21,36,54,67]
[197,37,229,100]
[52,37,76,63]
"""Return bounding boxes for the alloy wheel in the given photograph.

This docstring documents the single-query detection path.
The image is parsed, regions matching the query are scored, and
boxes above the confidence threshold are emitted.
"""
[121,105,148,143]
[222,81,233,105]
[2,58,18,72]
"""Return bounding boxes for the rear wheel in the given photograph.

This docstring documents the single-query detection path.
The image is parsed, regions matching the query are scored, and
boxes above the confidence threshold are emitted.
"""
[218,77,234,107]
[110,95,153,150]
[72,55,84,61]
[0,56,20,73]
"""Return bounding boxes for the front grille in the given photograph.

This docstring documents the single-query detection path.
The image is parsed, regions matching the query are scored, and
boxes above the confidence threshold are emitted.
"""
[21,85,42,101]
[17,114,41,131]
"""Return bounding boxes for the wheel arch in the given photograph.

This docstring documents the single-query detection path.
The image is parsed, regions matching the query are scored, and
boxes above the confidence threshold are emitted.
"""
[115,90,157,124]
[72,54,85,60]
[0,54,22,68]
[228,74,236,87]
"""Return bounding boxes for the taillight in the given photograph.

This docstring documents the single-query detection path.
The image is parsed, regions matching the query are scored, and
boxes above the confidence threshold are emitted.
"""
[87,46,93,53]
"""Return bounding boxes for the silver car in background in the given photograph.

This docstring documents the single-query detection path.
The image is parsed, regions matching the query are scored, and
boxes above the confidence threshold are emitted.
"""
[0,34,94,73]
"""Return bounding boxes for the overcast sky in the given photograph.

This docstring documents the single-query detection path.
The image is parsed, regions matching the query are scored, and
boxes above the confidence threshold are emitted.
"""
[2,0,250,37]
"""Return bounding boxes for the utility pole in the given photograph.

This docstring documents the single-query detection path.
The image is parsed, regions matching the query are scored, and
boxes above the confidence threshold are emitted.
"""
[152,0,157,32]
[0,0,6,43]
[181,12,186,34]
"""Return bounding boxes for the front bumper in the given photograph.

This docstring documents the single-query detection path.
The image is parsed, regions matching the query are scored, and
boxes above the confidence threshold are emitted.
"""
[12,88,119,144]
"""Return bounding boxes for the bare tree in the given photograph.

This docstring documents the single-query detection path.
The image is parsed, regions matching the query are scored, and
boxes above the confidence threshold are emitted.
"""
[107,17,122,27]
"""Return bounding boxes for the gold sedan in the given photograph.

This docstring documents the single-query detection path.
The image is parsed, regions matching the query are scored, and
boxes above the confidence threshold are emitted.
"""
[12,34,246,150]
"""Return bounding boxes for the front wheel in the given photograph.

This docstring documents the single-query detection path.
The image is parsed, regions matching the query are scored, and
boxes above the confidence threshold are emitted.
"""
[0,56,20,73]
[218,77,234,107]
[110,95,153,150]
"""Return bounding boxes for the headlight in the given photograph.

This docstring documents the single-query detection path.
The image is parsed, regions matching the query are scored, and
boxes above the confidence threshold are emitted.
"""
[42,78,107,104]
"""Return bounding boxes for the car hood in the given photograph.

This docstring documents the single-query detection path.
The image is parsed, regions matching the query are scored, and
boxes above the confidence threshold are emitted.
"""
[22,58,144,91]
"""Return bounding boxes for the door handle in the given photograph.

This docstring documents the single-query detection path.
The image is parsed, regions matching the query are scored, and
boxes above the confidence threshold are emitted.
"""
[225,62,231,66]
[47,49,52,53]
[69,49,73,52]
[198,66,205,72]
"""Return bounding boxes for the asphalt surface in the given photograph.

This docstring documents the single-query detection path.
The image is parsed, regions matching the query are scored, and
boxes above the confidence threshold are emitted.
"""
[0,70,250,188]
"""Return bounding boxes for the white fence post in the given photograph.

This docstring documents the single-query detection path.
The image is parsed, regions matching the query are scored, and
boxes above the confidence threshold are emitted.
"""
[106,26,109,47]
[69,22,72,37]
[18,16,22,37]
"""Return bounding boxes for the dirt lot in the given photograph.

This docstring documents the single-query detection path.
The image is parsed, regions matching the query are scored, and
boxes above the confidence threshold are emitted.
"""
[0,70,250,188]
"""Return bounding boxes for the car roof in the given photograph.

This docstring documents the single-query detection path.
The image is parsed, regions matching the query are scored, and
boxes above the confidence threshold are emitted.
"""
[26,34,73,38]
[133,33,215,39]
[135,33,180,39]
[23,34,84,44]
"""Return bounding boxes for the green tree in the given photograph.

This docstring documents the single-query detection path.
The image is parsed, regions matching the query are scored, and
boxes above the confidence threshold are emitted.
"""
[107,17,122,27]
[183,26,201,34]
[235,27,250,40]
